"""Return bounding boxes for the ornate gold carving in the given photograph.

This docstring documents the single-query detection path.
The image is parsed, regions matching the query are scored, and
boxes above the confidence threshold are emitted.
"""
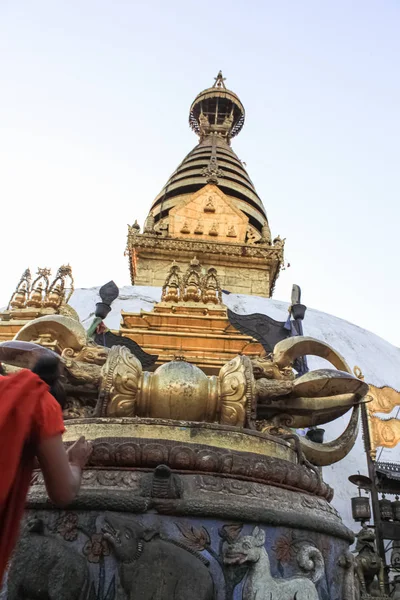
[129,233,284,261]
[227,225,237,238]
[219,355,255,427]
[100,346,143,417]
[202,156,223,184]
[208,223,219,236]
[251,356,294,381]
[159,259,223,307]
[168,185,249,245]
[161,262,182,303]
[141,360,219,422]
[201,268,222,305]
[2,265,76,322]
[127,226,284,297]
[194,220,203,234]
[63,344,109,366]
[256,378,293,399]
[198,110,210,139]
[99,351,256,426]
[180,221,190,234]
[246,226,258,245]
[204,196,216,213]
[27,268,51,308]
[44,265,74,309]
[182,257,202,302]
[8,269,31,309]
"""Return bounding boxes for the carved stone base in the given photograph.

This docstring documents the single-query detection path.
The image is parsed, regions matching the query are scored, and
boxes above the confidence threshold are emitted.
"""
[4,510,352,600]
[1,461,357,600]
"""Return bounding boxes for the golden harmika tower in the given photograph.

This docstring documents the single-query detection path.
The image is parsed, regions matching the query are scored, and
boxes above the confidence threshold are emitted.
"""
[127,72,284,297]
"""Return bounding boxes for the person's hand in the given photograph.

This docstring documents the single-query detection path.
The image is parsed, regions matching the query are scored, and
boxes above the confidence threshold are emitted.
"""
[67,436,93,469]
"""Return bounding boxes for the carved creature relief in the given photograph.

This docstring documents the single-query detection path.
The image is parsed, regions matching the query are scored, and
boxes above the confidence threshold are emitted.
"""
[4,511,350,600]
[7,518,90,600]
[103,513,214,600]
[223,527,323,600]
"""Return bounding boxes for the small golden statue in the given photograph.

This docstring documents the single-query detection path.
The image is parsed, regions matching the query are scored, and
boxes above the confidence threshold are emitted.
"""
[202,268,222,305]
[209,223,219,237]
[194,220,204,235]
[182,257,202,302]
[204,197,216,213]
[180,221,190,234]
[161,263,182,303]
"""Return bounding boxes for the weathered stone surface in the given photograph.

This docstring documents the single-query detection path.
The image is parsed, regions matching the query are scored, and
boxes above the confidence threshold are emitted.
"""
[4,508,352,600]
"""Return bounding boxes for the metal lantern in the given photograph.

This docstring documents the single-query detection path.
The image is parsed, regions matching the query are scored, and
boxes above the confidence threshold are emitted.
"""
[379,495,393,521]
[348,474,373,523]
[392,496,400,521]
[351,496,371,522]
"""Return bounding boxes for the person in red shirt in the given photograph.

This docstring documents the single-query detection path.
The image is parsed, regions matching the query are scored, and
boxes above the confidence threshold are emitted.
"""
[0,356,92,582]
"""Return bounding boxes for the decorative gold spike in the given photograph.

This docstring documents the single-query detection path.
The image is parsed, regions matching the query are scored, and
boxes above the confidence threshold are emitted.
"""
[8,268,31,309]
[202,267,222,305]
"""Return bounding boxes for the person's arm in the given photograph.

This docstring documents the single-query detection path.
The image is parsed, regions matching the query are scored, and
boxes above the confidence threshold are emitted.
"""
[36,436,92,507]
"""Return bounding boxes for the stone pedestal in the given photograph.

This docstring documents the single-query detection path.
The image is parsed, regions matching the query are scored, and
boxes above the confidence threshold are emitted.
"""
[3,424,356,600]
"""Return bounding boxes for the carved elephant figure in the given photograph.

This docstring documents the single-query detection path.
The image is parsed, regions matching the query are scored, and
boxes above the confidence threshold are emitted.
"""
[103,513,214,600]
[7,519,89,600]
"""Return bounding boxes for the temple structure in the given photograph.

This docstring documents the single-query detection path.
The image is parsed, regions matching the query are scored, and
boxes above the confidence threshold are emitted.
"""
[1,73,399,599]
[127,71,284,297]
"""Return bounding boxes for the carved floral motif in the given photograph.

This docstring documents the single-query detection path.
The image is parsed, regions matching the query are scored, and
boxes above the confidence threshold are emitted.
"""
[83,534,110,563]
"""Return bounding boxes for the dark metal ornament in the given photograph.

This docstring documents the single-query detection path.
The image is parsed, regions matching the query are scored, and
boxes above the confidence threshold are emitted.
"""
[95,281,119,319]
[392,496,400,521]
[379,495,393,521]
[351,496,371,522]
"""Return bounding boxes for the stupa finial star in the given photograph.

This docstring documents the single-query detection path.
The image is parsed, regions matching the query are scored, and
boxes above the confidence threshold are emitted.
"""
[214,70,226,88]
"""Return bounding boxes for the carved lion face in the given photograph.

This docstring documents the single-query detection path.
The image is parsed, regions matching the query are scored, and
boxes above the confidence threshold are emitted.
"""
[222,527,266,565]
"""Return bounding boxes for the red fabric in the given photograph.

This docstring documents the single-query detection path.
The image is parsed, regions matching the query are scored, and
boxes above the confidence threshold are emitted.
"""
[0,370,65,580]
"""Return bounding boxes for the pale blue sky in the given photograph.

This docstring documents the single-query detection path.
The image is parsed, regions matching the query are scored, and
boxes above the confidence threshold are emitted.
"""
[1,1,399,347]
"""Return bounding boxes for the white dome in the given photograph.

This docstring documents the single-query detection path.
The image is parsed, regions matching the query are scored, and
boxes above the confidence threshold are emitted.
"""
[69,285,400,532]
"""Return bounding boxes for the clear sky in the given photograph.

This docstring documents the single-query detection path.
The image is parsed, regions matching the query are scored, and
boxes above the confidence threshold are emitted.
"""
[1,1,399,346]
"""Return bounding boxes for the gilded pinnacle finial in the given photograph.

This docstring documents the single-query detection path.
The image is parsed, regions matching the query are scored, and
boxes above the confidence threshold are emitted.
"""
[214,70,226,89]
[189,73,245,140]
